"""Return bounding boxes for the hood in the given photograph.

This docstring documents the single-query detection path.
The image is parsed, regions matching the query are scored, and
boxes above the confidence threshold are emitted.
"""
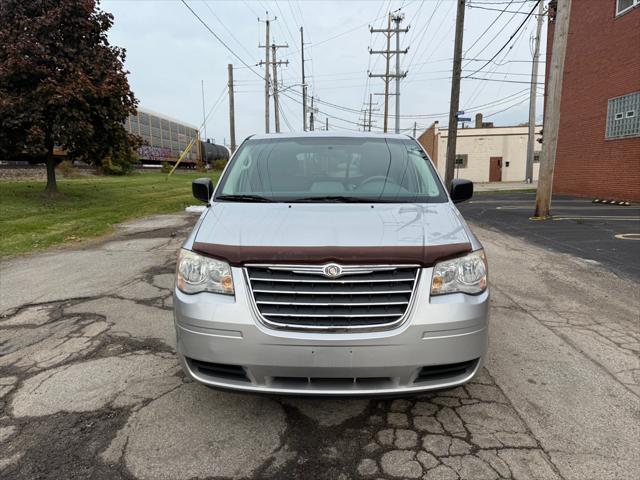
[192,203,471,266]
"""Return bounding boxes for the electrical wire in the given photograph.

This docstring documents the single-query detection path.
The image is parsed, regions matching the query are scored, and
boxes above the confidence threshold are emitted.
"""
[464,0,542,78]
[463,0,514,59]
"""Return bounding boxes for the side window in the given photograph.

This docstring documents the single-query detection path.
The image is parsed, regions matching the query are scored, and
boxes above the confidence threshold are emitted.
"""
[606,91,640,138]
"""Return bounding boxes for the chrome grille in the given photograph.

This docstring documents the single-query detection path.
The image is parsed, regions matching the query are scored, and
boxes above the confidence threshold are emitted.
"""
[245,264,420,331]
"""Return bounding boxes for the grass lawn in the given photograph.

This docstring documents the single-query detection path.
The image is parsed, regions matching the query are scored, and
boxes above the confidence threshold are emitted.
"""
[0,171,220,258]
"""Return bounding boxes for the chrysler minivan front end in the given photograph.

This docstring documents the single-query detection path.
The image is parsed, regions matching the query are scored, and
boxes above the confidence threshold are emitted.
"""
[174,132,489,395]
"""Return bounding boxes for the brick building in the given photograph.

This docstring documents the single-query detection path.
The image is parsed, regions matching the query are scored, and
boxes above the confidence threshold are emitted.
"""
[546,0,640,201]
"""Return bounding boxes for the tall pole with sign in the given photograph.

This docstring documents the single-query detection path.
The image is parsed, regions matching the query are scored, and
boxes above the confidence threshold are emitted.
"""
[444,0,466,191]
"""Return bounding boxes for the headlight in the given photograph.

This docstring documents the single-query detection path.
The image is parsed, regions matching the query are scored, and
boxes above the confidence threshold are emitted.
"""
[431,249,488,296]
[176,249,234,295]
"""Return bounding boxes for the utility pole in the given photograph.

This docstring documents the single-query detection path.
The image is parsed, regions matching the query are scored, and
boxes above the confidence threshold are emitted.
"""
[393,13,408,134]
[525,0,545,183]
[325,118,329,131]
[413,121,417,138]
[535,0,572,219]
[267,43,289,133]
[359,93,379,131]
[227,64,236,153]
[444,0,466,191]
[369,13,408,133]
[310,96,315,131]
[300,27,307,131]
[201,80,207,141]
[258,14,275,133]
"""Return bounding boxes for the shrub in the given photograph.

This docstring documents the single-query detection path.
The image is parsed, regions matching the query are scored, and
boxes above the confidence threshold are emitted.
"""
[57,160,80,178]
[160,161,172,173]
[101,147,139,176]
[212,159,228,171]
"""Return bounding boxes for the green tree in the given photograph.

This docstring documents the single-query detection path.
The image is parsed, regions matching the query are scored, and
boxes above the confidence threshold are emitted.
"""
[0,0,138,194]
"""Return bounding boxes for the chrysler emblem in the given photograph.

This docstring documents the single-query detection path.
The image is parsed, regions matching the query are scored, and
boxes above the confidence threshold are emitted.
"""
[323,263,342,278]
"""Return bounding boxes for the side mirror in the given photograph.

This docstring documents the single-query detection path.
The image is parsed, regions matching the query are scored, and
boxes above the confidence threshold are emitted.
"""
[450,179,473,203]
[192,177,213,203]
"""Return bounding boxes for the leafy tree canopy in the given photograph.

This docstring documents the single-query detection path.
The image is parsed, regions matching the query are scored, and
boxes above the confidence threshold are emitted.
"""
[0,0,138,193]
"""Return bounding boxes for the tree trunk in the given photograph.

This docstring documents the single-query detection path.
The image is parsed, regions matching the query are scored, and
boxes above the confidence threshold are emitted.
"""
[44,137,57,195]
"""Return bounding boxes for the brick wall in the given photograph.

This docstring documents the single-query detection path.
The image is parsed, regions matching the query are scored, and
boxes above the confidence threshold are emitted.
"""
[418,122,439,166]
[547,1,640,201]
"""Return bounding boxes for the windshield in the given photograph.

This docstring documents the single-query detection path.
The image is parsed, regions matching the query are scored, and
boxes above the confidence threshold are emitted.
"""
[215,136,447,203]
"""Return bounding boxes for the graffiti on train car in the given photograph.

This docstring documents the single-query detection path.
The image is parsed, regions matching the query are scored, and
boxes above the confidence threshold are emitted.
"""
[138,145,174,162]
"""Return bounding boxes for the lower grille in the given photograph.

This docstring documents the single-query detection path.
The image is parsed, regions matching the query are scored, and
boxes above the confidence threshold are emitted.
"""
[245,264,419,331]
[415,359,479,383]
[188,359,250,383]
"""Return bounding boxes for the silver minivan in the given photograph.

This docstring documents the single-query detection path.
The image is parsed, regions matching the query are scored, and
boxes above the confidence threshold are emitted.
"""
[174,132,488,395]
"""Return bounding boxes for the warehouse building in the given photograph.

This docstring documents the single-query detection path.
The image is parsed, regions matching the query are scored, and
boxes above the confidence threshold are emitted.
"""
[418,115,542,183]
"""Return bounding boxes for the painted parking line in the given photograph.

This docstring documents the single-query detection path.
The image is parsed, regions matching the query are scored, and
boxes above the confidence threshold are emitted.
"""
[552,216,640,221]
[470,199,594,204]
[615,233,640,240]
[495,205,636,210]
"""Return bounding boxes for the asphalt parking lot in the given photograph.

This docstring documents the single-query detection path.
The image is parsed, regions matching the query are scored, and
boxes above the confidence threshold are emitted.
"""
[458,192,640,280]
[1,213,639,480]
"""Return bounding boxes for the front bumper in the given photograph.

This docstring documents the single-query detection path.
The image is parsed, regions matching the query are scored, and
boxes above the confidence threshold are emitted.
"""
[174,267,489,395]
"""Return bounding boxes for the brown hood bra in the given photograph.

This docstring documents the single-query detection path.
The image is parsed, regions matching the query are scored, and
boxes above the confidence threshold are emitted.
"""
[191,242,473,267]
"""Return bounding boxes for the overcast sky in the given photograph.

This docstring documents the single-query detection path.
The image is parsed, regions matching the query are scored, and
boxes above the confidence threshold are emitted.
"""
[103,0,547,146]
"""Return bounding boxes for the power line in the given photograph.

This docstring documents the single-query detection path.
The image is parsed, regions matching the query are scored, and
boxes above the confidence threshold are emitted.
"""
[180,0,264,81]
[463,0,514,58]
[283,85,536,120]
[201,1,254,62]
[464,0,542,78]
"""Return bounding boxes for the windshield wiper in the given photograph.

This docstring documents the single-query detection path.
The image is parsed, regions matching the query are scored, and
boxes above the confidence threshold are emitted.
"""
[292,195,387,203]
[215,194,274,203]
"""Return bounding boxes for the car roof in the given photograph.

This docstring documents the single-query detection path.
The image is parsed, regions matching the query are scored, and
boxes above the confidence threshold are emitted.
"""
[248,131,413,141]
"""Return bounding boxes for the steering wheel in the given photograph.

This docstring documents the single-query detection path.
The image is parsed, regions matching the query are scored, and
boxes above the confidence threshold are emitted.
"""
[358,175,394,188]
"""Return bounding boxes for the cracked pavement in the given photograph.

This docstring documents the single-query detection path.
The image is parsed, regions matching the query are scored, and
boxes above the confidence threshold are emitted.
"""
[1,213,638,480]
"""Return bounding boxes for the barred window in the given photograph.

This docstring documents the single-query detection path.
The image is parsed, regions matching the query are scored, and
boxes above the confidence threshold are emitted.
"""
[616,0,639,16]
[606,91,640,138]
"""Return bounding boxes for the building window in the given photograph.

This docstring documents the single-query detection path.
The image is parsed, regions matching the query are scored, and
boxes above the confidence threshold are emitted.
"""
[454,154,468,168]
[533,152,541,163]
[616,0,639,16]
[606,91,640,138]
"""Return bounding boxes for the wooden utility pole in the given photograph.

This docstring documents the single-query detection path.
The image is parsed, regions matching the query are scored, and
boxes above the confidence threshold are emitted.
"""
[383,15,391,133]
[310,96,315,131]
[444,0,466,191]
[369,14,408,133]
[300,27,307,131]
[271,44,280,133]
[358,93,379,131]
[525,0,545,183]
[268,44,289,133]
[227,64,236,153]
[413,121,417,138]
[393,13,408,134]
[258,14,275,133]
[201,80,207,140]
[535,0,572,218]
[325,118,329,131]
[368,93,373,132]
